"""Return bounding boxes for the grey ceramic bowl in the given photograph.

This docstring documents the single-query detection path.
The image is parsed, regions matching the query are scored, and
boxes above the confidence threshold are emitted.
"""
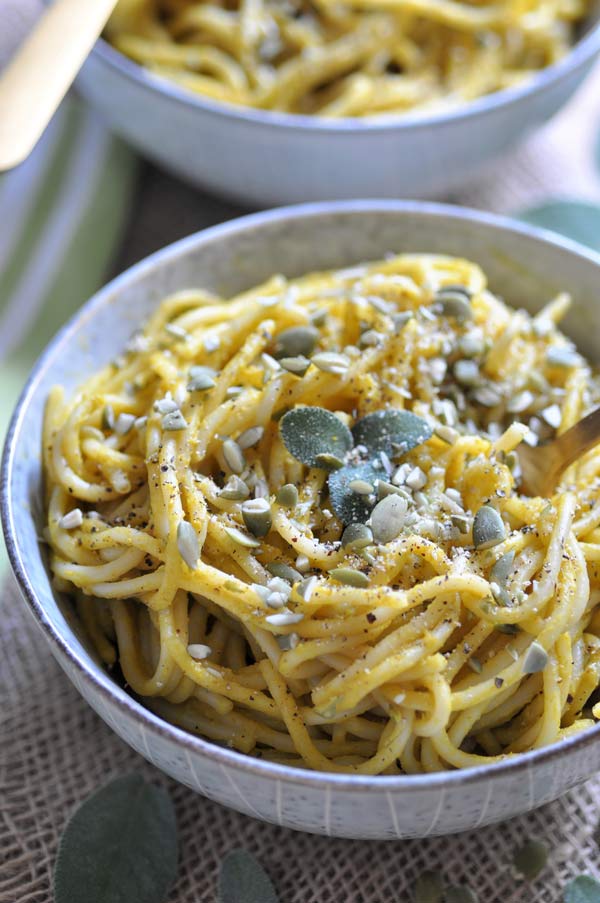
[4,201,600,840]
[74,10,600,206]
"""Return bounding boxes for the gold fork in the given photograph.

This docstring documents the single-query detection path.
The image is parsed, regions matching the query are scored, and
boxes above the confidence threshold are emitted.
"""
[517,407,600,496]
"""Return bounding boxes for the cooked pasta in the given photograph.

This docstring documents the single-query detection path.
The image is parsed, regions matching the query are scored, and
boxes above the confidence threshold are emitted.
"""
[43,253,600,774]
[105,0,593,117]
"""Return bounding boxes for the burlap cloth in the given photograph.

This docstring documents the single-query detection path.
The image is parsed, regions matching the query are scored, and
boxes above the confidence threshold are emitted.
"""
[4,4,600,898]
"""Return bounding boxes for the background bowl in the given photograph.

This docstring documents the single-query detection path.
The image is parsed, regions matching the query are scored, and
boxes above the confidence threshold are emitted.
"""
[74,10,600,206]
[4,201,600,840]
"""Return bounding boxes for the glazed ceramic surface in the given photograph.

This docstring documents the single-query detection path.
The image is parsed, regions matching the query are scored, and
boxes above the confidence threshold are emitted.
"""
[4,202,600,839]
[73,11,600,206]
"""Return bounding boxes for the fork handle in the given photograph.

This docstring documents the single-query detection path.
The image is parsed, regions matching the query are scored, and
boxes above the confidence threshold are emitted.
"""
[554,406,600,473]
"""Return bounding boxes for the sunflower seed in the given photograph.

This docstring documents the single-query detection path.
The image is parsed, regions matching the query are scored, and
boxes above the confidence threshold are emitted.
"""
[59,509,83,530]
[266,592,287,609]
[187,369,216,391]
[277,633,299,651]
[472,386,502,407]
[473,506,506,549]
[162,410,188,431]
[223,438,245,474]
[541,404,562,429]
[523,641,548,674]
[154,395,179,415]
[241,498,272,537]
[405,466,427,490]
[295,554,310,573]
[506,390,535,414]
[102,405,115,430]
[546,346,581,368]
[187,643,211,660]
[113,413,135,435]
[454,360,480,387]
[297,575,318,602]
[134,416,147,431]
[329,567,369,587]
[177,520,199,569]
[265,611,304,626]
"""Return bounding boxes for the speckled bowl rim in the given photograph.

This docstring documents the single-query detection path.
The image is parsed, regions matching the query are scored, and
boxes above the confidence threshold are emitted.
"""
[5,200,600,794]
[90,12,600,133]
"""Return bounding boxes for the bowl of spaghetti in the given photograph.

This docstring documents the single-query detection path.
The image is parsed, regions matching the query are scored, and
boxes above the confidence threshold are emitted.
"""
[72,1,600,204]
[5,201,600,839]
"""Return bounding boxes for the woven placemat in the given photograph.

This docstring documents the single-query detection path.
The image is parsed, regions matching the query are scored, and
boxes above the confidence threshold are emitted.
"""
[2,574,600,903]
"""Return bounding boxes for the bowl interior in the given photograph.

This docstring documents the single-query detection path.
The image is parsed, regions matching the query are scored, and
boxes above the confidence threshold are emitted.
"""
[5,202,600,767]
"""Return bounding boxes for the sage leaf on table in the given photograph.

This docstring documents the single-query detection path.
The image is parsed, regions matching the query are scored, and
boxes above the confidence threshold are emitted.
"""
[564,876,600,903]
[219,850,279,903]
[54,774,178,903]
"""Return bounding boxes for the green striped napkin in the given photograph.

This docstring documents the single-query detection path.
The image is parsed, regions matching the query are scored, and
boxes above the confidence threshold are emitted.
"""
[0,97,137,571]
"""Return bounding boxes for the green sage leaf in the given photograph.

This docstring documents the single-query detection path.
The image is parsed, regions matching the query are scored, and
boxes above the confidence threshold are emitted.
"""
[54,774,178,903]
[352,409,432,458]
[519,201,600,254]
[564,876,600,903]
[219,849,279,903]
[328,462,379,525]
[280,406,352,468]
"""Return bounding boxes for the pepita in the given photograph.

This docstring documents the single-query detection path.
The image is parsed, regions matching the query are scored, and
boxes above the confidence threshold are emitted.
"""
[473,505,506,549]
[241,498,272,538]
[329,567,369,588]
[370,494,408,544]
[177,520,199,569]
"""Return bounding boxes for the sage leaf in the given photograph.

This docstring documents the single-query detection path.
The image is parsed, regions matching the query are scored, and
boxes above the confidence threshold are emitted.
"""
[329,462,379,525]
[352,409,432,458]
[219,849,279,903]
[280,406,352,468]
[54,774,178,903]
[564,876,600,903]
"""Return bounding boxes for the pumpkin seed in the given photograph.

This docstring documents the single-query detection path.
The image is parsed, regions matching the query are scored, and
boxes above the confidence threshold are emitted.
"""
[187,643,211,660]
[134,416,147,432]
[405,466,427,490]
[241,499,272,538]
[546,346,581,368]
[266,592,287,609]
[490,551,515,585]
[222,438,245,474]
[59,509,83,530]
[187,367,216,391]
[279,355,311,375]
[359,329,385,348]
[497,623,520,636]
[352,409,432,458]
[311,351,351,375]
[435,289,472,322]
[329,462,379,525]
[414,870,444,903]
[162,410,187,431]
[523,641,548,674]
[473,505,506,549]
[219,476,250,501]
[274,325,319,359]
[512,838,548,880]
[341,523,374,551]
[314,452,345,471]
[349,479,374,495]
[490,581,511,607]
[276,483,299,507]
[310,309,327,327]
[224,526,261,549]
[329,567,369,588]
[445,885,478,903]
[177,520,199,569]
[370,494,408,544]
[280,406,352,468]
[237,426,264,449]
[267,562,302,584]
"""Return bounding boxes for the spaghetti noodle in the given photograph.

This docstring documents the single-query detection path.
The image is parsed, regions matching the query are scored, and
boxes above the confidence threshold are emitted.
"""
[105,0,593,117]
[43,254,600,774]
